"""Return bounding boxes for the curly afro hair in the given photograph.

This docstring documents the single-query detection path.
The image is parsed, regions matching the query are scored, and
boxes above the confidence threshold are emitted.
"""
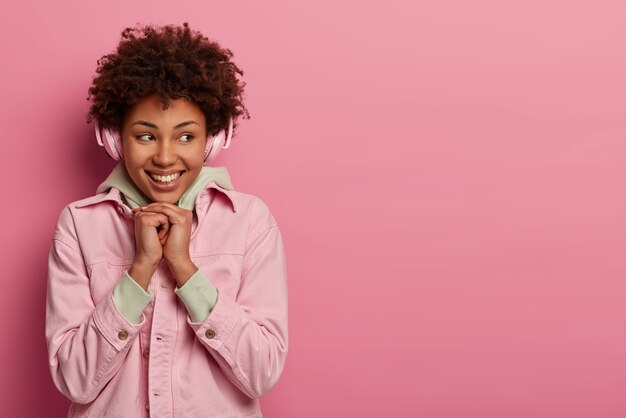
[86,22,250,137]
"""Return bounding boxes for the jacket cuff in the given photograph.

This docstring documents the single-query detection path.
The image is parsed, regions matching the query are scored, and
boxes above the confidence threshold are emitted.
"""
[112,270,153,324]
[174,269,218,323]
[94,292,146,352]
[186,284,241,352]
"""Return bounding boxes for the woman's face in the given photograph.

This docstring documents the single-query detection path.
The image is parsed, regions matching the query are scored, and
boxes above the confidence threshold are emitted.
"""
[121,93,207,204]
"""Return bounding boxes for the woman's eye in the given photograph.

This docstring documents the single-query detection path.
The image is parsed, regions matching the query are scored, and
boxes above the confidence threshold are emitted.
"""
[180,134,194,142]
[137,134,154,142]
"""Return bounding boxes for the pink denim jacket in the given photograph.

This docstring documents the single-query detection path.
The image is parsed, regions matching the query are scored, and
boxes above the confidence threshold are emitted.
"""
[45,181,288,417]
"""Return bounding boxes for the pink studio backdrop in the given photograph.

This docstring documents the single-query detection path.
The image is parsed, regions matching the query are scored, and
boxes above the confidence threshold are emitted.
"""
[1,1,625,416]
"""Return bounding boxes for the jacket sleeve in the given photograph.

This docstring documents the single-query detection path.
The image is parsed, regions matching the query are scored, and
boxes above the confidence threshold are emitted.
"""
[45,206,148,404]
[183,222,289,399]
[174,268,218,322]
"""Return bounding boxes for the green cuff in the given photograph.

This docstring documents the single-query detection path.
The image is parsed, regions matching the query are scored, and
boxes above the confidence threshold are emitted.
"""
[174,269,218,323]
[113,270,153,324]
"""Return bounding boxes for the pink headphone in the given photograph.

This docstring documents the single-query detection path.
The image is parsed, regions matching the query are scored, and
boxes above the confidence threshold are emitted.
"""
[94,118,234,163]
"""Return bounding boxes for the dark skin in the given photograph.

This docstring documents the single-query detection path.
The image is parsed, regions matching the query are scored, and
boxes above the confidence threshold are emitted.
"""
[123,94,208,291]
[130,203,198,289]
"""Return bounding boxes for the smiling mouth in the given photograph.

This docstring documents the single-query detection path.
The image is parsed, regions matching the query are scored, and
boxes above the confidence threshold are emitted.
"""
[146,171,184,185]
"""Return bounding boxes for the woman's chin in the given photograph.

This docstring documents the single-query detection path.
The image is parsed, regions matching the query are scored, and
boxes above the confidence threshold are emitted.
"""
[149,194,181,204]
[138,188,182,204]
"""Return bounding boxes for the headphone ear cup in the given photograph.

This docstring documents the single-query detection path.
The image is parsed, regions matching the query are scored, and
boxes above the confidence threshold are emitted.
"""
[95,122,123,161]
[204,118,234,163]
[105,128,123,161]
[204,130,225,163]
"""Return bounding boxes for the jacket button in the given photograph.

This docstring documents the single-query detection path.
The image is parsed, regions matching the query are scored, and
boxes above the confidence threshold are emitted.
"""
[205,329,216,339]
[145,402,150,411]
[117,206,124,215]
[117,330,128,340]
[143,348,150,359]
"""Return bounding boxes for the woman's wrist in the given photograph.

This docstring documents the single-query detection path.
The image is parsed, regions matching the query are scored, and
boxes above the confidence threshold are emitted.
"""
[128,258,160,291]
[166,257,198,288]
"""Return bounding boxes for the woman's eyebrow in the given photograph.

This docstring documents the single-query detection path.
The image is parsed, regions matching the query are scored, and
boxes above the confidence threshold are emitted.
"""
[173,120,200,129]
[131,120,158,129]
[131,120,200,129]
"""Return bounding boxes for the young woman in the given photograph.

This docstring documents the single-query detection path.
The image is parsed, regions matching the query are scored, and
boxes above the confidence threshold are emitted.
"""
[45,23,288,418]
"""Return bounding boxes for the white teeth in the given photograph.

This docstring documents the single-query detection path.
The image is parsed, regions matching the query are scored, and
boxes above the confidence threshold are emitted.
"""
[149,172,181,183]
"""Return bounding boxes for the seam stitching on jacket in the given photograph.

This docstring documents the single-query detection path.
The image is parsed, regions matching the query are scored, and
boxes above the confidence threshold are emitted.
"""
[244,224,279,254]
[78,312,118,404]
[217,308,258,397]
[53,237,81,255]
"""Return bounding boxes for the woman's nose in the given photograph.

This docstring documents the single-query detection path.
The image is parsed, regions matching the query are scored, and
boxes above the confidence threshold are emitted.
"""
[153,140,177,165]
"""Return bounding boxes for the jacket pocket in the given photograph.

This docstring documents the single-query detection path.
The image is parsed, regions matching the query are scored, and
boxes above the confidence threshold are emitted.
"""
[87,261,132,305]
[191,253,244,299]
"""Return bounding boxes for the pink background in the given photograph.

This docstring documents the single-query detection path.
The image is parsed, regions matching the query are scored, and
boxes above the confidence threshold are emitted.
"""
[1,0,625,416]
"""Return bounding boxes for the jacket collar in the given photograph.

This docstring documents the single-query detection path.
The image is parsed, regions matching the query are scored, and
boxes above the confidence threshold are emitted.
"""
[75,170,238,212]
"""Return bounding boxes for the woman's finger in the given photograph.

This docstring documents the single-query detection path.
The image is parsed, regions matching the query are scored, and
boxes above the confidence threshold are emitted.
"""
[138,202,179,211]
[135,203,191,224]
[138,211,169,228]
[158,220,170,239]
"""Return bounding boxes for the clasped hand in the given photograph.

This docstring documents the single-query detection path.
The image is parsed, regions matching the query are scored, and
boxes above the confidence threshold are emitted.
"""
[130,203,195,285]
